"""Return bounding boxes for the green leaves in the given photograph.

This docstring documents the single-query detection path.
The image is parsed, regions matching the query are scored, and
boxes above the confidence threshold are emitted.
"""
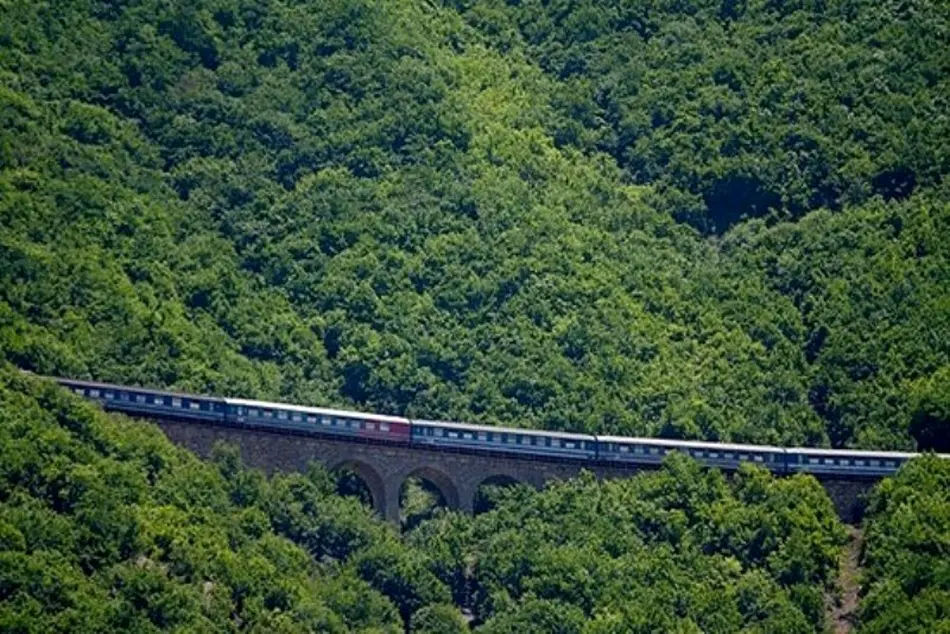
[409,455,846,632]
[860,456,950,632]
[0,369,407,631]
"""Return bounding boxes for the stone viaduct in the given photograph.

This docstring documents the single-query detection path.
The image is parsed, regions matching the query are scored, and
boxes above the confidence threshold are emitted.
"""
[154,418,875,524]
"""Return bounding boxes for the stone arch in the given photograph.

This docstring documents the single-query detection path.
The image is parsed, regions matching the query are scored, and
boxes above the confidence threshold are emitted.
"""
[331,459,386,518]
[389,465,463,529]
[472,473,524,514]
[402,465,461,509]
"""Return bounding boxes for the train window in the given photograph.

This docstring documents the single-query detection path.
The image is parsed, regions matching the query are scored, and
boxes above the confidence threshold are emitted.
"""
[809,458,820,464]
[855,459,865,466]
[824,458,834,465]
[277,411,288,420]
[464,432,474,440]
[753,455,763,462]
[565,441,576,449]
[248,408,258,417]
[104,391,114,399]
[448,431,459,439]
[381,423,390,432]
[263,410,273,418]
[709,452,719,458]
[172,397,182,407]
[739,454,748,461]
[321,416,331,425]
[619,445,629,453]
[723,453,733,459]
[478,432,487,441]
[870,460,880,466]
[89,389,100,397]
[292,413,302,422]
[136,394,147,403]
[189,401,201,410]
[550,438,560,448]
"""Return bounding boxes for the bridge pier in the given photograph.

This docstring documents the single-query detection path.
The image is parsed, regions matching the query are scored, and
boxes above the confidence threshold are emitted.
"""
[820,478,875,524]
[383,477,402,524]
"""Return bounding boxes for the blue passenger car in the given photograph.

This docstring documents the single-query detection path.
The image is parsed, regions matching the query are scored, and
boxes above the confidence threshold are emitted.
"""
[785,448,914,477]
[597,436,785,472]
[412,419,598,460]
[224,398,412,442]
[56,377,226,422]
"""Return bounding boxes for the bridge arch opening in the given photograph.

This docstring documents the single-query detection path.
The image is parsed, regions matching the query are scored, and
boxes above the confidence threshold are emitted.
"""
[400,466,460,531]
[331,459,385,517]
[474,474,523,514]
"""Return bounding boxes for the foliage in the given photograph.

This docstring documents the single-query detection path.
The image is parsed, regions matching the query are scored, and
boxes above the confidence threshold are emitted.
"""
[409,454,847,632]
[0,367,440,631]
[858,455,950,632]
[0,370,856,631]
[1,0,947,451]
[451,0,949,233]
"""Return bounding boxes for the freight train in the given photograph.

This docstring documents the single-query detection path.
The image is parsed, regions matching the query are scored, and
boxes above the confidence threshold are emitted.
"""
[54,376,920,477]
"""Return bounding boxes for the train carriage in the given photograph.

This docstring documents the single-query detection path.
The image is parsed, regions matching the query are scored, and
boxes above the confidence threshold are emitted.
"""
[49,375,945,480]
[55,377,226,422]
[412,418,598,460]
[785,447,915,477]
[597,435,786,472]
[224,397,412,443]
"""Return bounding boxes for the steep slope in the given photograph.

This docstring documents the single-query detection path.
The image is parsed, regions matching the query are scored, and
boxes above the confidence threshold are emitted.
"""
[858,455,950,632]
[0,370,856,632]
[0,368,445,631]
[1,0,948,450]
[449,0,949,232]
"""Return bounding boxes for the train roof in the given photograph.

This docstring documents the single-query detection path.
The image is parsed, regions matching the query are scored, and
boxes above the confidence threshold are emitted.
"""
[597,435,786,453]
[46,374,948,460]
[785,446,919,459]
[52,376,223,402]
[413,418,597,441]
[224,397,410,425]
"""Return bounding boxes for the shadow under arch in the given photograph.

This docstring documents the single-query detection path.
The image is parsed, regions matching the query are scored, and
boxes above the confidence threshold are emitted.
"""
[331,459,386,518]
[474,474,523,514]
[403,465,460,508]
[399,466,461,531]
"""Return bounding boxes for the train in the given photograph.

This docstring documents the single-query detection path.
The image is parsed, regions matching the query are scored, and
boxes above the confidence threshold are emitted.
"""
[53,376,921,478]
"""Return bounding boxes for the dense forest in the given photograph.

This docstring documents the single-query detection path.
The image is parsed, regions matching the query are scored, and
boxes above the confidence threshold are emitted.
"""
[0,369,851,631]
[3,369,947,632]
[1,0,948,451]
[1,0,949,631]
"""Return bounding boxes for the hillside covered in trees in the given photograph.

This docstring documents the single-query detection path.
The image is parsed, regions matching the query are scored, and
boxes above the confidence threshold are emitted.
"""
[1,0,948,451]
[0,369,855,632]
[4,369,947,632]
